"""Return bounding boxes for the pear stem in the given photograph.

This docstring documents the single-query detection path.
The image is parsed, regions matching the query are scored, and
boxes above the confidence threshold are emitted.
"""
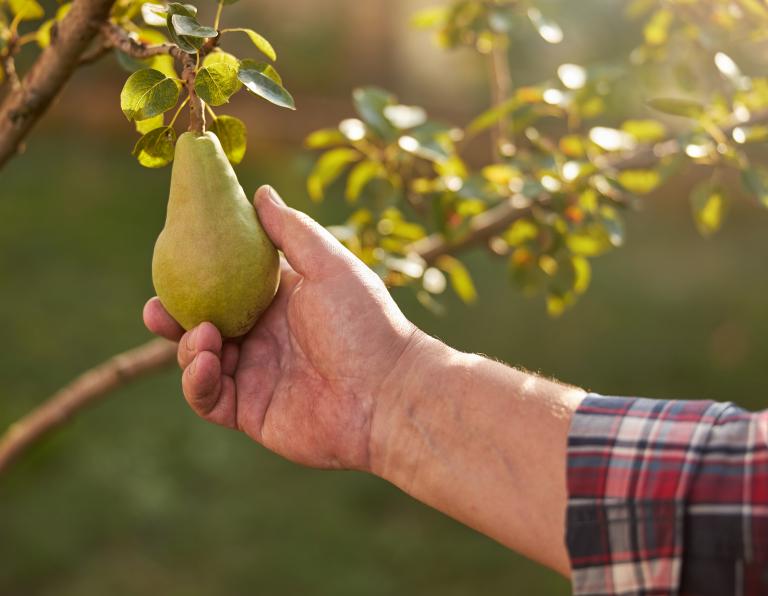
[214,0,225,31]
[181,53,205,134]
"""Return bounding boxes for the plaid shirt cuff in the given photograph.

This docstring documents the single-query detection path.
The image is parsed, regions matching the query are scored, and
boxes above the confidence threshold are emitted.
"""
[565,394,754,596]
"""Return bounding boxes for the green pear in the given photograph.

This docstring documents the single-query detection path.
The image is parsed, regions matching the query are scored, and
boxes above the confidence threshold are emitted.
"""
[152,131,280,338]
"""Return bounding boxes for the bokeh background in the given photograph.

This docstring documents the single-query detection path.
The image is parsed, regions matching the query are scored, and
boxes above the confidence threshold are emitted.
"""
[2,0,768,594]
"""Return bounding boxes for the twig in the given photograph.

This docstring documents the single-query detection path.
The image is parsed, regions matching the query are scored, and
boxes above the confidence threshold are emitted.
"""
[78,40,112,65]
[101,22,206,132]
[409,196,534,264]
[100,21,180,60]
[182,55,205,133]
[0,42,21,91]
[0,339,176,475]
[0,0,116,168]
[488,39,513,158]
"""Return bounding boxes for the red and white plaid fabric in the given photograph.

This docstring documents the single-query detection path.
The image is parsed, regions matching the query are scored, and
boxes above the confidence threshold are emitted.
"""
[566,394,768,595]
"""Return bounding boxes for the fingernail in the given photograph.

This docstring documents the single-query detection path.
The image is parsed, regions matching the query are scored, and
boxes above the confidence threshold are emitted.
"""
[264,185,286,207]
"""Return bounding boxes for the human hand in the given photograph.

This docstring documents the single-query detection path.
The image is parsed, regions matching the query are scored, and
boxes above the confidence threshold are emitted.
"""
[144,186,420,472]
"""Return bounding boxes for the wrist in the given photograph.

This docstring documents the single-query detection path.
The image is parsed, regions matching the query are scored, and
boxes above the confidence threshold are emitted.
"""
[367,329,460,483]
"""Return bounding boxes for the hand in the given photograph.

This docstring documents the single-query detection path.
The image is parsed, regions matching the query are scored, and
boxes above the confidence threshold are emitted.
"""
[144,186,419,472]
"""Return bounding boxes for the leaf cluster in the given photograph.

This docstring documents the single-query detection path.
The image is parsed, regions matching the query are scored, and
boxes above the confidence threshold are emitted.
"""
[305,0,768,316]
[116,0,295,168]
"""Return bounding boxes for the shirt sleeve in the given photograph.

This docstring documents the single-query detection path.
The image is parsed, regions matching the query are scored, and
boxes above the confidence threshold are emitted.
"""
[565,394,768,596]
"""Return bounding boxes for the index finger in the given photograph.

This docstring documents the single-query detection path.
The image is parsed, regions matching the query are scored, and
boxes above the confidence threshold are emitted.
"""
[143,297,185,342]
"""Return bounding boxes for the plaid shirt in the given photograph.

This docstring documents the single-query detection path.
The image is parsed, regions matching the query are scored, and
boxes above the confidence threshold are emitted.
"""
[566,395,768,596]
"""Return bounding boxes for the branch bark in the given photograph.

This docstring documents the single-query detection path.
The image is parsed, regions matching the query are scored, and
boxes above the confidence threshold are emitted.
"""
[0,339,176,475]
[101,22,207,132]
[0,0,117,168]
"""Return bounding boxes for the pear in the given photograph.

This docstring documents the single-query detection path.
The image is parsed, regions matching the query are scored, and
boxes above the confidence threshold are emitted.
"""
[152,131,280,338]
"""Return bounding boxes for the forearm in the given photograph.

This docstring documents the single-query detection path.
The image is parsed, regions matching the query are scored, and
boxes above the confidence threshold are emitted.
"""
[371,332,585,576]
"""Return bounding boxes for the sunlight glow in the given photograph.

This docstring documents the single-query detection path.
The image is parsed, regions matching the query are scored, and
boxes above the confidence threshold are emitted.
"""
[685,143,710,158]
[543,88,565,106]
[557,64,587,90]
[589,127,636,152]
[541,175,562,192]
[562,161,581,182]
[714,52,740,79]
[398,135,420,152]
[528,8,563,44]
[732,127,747,144]
[384,105,427,130]
[339,118,366,141]
[422,268,447,294]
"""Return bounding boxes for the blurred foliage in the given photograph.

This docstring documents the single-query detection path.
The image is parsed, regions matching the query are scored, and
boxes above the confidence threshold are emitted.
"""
[307,0,768,315]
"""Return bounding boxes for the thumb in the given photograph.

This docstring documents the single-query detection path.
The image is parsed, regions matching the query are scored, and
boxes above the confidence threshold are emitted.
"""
[254,185,353,279]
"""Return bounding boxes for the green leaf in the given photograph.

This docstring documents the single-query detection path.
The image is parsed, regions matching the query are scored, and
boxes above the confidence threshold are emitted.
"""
[345,160,382,202]
[691,182,727,236]
[149,54,178,79]
[196,62,240,106]
[384,104,427,129]
[223,28,277,61]
[239,59,282,85]
[209,115,247,165]
[120,68,181,122]
[566,225,613,257]
[572,257,591,295]
[411,6,449,29]
[238,66,295,110]
[646,97,704,119]
[36,20,54,47]
[546,294,567,318]
[307,148,360,202]
[166,3,202,53]
[528,7,563,44]
[353,87,398,140]
[621,119,667,143]
[617,169,661,194]
[35,3,71,47]
[466,97,517,137]
[305,128,347,149]
[204,51,240,70]
[135,113,165,134]
[9,0,44,21]
[436,255,477,304]
[141,2,167,26]
[171,14,217,38]
[504,219,538,246]
[741,167,768,208]
[643,8,673,46]
[132,126,177,168]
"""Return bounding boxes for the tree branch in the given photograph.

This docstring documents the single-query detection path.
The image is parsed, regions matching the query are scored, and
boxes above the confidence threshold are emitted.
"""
[0,0,116,168]
[0,42,21,92]
[0,339,176,475]
[101,21,179,60]
[411,195,534,264]
[101,22,206,132]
